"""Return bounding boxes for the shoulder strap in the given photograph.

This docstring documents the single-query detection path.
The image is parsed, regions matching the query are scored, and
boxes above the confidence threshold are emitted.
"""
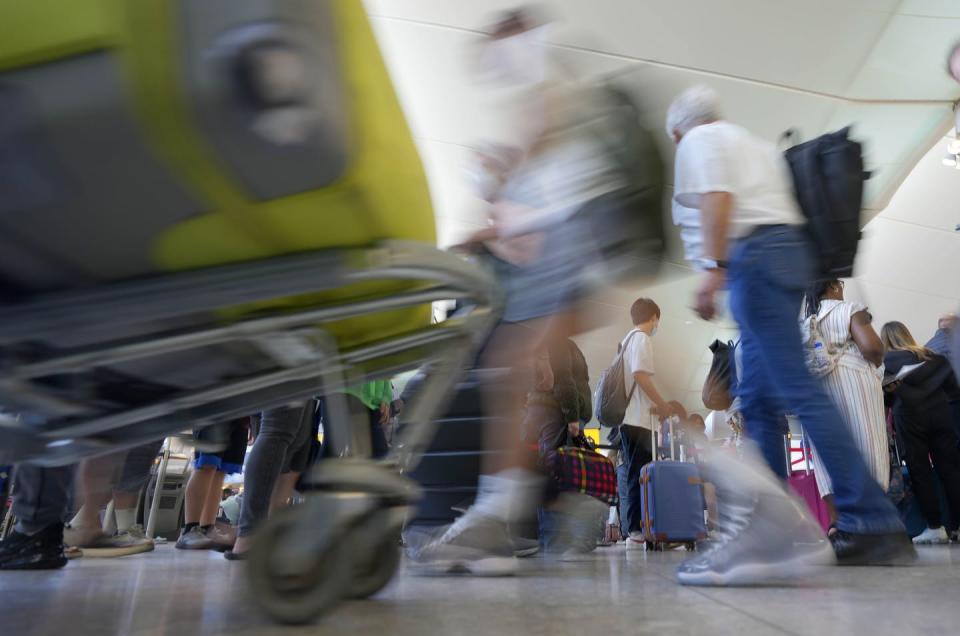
[619,329,641,354]
[619,329,641,401]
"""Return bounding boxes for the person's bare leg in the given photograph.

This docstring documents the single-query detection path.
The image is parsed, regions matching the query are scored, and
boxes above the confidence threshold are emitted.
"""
[200,470,227,528]
[183,465,217,525]
[484,308,581,473]
[270,472,300,513]
[480,320,549,475]
[467,308,583,525]
[67,455,122,545]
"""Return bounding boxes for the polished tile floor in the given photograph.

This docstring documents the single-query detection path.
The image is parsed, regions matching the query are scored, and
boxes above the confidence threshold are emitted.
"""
[3,543,959,636]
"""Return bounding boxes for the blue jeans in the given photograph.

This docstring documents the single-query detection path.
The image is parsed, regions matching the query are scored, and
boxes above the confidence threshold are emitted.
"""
[728,225,903,535]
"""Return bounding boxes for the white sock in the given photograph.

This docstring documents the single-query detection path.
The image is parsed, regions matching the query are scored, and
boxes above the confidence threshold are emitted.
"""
[115,508,137,534]
[471,469,543,523]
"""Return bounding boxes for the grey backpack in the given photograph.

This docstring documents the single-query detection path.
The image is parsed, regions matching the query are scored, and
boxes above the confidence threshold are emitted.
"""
[594,331,639,427]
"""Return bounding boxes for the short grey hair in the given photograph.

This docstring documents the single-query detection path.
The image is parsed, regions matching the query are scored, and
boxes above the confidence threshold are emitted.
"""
[665,85,721,137]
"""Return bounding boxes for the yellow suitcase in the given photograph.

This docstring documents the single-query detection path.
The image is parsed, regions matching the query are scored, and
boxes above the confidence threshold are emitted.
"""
[0,1,497,465]
[0,0,435,345]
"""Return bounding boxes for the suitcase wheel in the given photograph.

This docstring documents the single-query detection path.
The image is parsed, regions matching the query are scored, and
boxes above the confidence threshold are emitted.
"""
[246,505,352,625]
[247,498,405,624]
[347,509,403,600]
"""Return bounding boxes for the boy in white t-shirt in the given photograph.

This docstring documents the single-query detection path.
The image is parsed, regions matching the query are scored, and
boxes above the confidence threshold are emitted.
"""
[618,298,676,546]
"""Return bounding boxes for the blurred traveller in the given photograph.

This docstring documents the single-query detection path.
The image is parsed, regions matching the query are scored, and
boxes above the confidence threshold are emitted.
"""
[881,321,960,545]
[0,464,73,569]
[926,315,960,437]
[667,85,913,585]
[801,279,889,531]
[414,7,637,575]
[525,339,592,456]
[926,315,956,374]
[524,338,601,556]
[65,445,159,557]
[616,298,677,548]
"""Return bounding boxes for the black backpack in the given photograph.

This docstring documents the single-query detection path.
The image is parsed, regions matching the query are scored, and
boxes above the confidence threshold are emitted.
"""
[585,83,666,279]
[702,339,736,411]
[781,127,869,279]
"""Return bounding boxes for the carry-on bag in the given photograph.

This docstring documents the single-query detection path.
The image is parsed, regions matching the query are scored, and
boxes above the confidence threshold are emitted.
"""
[784,432,831,533]
[639,414,707,549]
[552,434,619,506]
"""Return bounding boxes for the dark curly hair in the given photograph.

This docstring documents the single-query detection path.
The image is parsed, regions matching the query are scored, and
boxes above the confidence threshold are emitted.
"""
[803,278,839,318]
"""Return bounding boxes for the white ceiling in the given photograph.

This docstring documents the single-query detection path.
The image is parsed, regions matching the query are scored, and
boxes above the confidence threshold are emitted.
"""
[365,0,960,416]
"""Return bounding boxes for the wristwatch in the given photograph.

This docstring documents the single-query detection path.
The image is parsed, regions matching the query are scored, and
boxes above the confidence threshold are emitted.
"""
[702,259,728,271]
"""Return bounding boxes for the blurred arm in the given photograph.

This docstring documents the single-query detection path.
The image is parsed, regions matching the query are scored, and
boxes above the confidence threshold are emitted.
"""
[700,191,733,263]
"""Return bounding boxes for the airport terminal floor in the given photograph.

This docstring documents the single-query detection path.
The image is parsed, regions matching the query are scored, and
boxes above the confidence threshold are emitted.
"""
[4,544,960,636]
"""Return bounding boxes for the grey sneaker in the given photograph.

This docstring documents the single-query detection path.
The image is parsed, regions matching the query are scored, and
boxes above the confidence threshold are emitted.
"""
[205,525,236,552]
[82,531,154,558]
[676,493,835,586]
[66,524,154,558]
[175,526,216,551]
[411,510,518,576]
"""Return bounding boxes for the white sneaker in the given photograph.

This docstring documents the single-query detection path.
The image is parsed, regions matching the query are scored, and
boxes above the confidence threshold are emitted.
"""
[626,535,647,550]
[912,526,950,545]
[676,493,834,586]
[411,510,518,576]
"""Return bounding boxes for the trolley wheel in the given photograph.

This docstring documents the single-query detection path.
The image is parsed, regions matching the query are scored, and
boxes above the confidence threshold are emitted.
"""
[247,506,352,625]
[347,529,401,600]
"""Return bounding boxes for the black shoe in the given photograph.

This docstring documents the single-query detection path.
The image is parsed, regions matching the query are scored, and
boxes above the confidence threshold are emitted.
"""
[223,550,248,561]
[829,530,917,566]
[0,523,68,570]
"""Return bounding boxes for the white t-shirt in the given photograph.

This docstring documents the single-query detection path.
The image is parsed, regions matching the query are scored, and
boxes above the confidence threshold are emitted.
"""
[672,200,708,270]
[673,121,804,239]
[620,329,656,429]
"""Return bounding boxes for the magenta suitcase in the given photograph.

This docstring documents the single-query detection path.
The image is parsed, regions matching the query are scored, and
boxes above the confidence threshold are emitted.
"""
[785,431,831,533]
[788,471,831,533]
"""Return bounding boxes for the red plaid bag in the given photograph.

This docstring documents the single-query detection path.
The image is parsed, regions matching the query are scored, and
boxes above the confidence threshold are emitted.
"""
[553,436,618,506]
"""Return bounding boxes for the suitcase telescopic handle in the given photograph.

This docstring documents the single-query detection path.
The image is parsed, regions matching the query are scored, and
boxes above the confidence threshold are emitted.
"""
[650,410,657,462]
[649,410,677,462]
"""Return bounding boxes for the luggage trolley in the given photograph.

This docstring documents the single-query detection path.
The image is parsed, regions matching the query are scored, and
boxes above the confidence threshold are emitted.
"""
[0,0,501,624]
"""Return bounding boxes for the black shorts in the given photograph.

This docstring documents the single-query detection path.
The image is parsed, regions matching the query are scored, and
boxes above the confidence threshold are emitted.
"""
[194,418,250,474]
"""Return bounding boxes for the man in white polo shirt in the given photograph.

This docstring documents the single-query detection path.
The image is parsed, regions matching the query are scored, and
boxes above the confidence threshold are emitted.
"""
[666,85,913,585]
